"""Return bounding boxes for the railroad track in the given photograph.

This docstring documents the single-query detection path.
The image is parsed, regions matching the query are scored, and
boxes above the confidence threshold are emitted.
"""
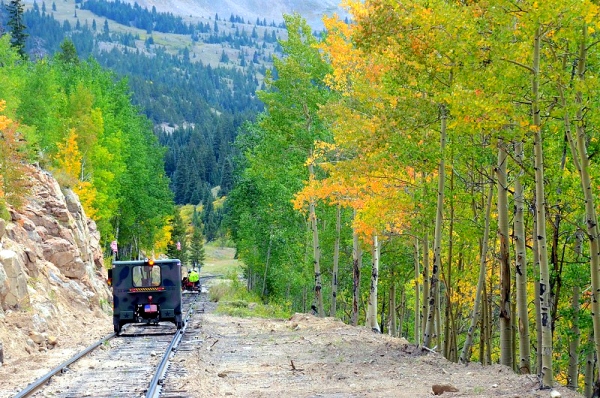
[13,290,207,398]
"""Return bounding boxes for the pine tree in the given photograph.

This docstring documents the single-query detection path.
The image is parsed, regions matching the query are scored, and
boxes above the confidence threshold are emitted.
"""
[55,39,79,65]
[189,225,205,269]
[7,0,28,59]
[103,18,109,36]
[167,208,188,263]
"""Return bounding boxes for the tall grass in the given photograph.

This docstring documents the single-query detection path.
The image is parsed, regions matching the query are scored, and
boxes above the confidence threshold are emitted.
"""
[209,272,290,319]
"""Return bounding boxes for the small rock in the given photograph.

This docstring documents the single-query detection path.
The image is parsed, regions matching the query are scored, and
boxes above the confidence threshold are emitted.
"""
[432,384,459,395]
[550,390,562,398]
[29,331,45,345]
[218,372,228,378]
[150,351,157,357]
[47,335,58,346]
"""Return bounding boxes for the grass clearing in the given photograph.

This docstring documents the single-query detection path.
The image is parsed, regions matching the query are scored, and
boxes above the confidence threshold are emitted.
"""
[201,244,291,319]
[201,243,240,277]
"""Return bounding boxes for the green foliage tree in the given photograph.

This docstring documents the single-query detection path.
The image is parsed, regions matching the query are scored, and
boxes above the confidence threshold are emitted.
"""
[226,14,343,312]
[0,98,29,215]
[0,33,174,257]
[167,208,187,262]
[55,38,79,65]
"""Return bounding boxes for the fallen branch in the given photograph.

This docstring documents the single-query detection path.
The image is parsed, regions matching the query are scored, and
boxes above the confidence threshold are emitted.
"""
[290,360,304,372]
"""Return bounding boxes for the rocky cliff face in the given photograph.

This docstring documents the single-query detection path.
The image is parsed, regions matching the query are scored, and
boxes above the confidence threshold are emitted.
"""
[0,165,111,362]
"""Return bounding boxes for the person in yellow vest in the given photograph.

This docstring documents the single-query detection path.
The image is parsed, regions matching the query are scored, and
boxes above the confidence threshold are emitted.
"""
[188,268,200,290]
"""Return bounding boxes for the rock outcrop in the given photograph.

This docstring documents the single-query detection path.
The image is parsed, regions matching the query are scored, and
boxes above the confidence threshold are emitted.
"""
[0,165,111,360]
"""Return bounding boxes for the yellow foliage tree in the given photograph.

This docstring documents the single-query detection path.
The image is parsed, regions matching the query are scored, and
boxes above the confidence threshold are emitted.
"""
[54,128,98,219]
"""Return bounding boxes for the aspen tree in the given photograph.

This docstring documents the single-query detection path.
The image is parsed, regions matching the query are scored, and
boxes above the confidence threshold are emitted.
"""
[424,105,447,349]
[564,22,600,392]
[514,140,531,374]
[584,338,595,397]
[532,26,553,386]
[308,159,324,316]
[352,218,361,326]
[496,139,513,367]
[460,182,494,364]
[366,234,381,332]
[413,235,421,345]
[389,278,397,337]
[331,204,341,317]
[443,165,455,360]
[421,230,430,345]
[567,286,580,390]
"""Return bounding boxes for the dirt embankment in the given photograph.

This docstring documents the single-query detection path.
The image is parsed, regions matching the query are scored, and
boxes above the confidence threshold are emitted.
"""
[171,312,583,398]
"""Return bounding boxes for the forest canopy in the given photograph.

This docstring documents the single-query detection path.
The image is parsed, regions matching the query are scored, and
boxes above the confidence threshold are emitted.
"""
[226,2,600,395]
[0,35,173,258]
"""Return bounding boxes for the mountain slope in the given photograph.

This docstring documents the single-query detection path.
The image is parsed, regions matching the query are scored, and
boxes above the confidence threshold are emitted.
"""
[119,0,348,29]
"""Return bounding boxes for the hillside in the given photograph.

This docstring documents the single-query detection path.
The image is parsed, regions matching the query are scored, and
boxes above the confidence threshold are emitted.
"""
[13,0,344,211]
[118,0,348,29]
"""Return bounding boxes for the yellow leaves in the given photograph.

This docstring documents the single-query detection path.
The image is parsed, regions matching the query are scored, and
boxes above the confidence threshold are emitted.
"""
[73,181,97,219]
[585,3,599,24]
[55,128,82,183]
[342,0,368,21]
[54,128,98,219]
[0,100,10,131]
[153,220,173,255]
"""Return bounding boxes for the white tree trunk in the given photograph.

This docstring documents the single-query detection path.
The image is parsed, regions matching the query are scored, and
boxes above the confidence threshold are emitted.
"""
[308,162,324,317]
[366,235,381,332]
[424,105,447,349]
[532,26,553,387]
[459,182,493,364]
[513,140,531,374]
[496,141,513,367]
[351,209,361,326]
[330,204,341,317]
[413,236,420,345]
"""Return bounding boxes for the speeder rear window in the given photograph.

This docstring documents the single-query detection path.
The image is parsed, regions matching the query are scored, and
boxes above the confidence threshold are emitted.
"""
[132,265,161,287]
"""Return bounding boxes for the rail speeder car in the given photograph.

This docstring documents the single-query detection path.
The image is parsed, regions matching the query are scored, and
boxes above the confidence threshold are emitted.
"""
[109,258,184,334]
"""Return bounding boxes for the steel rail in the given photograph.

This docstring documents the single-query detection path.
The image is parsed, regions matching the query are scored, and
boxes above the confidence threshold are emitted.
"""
[13,332,117,398]
[146,293,199,398]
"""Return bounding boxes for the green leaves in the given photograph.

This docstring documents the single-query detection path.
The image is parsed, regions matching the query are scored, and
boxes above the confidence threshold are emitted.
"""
[0,38,173,256]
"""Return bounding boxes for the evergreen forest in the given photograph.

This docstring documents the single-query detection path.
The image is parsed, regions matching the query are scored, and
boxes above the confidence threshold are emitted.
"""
[0,0,285,245]
[3,0,600,396]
